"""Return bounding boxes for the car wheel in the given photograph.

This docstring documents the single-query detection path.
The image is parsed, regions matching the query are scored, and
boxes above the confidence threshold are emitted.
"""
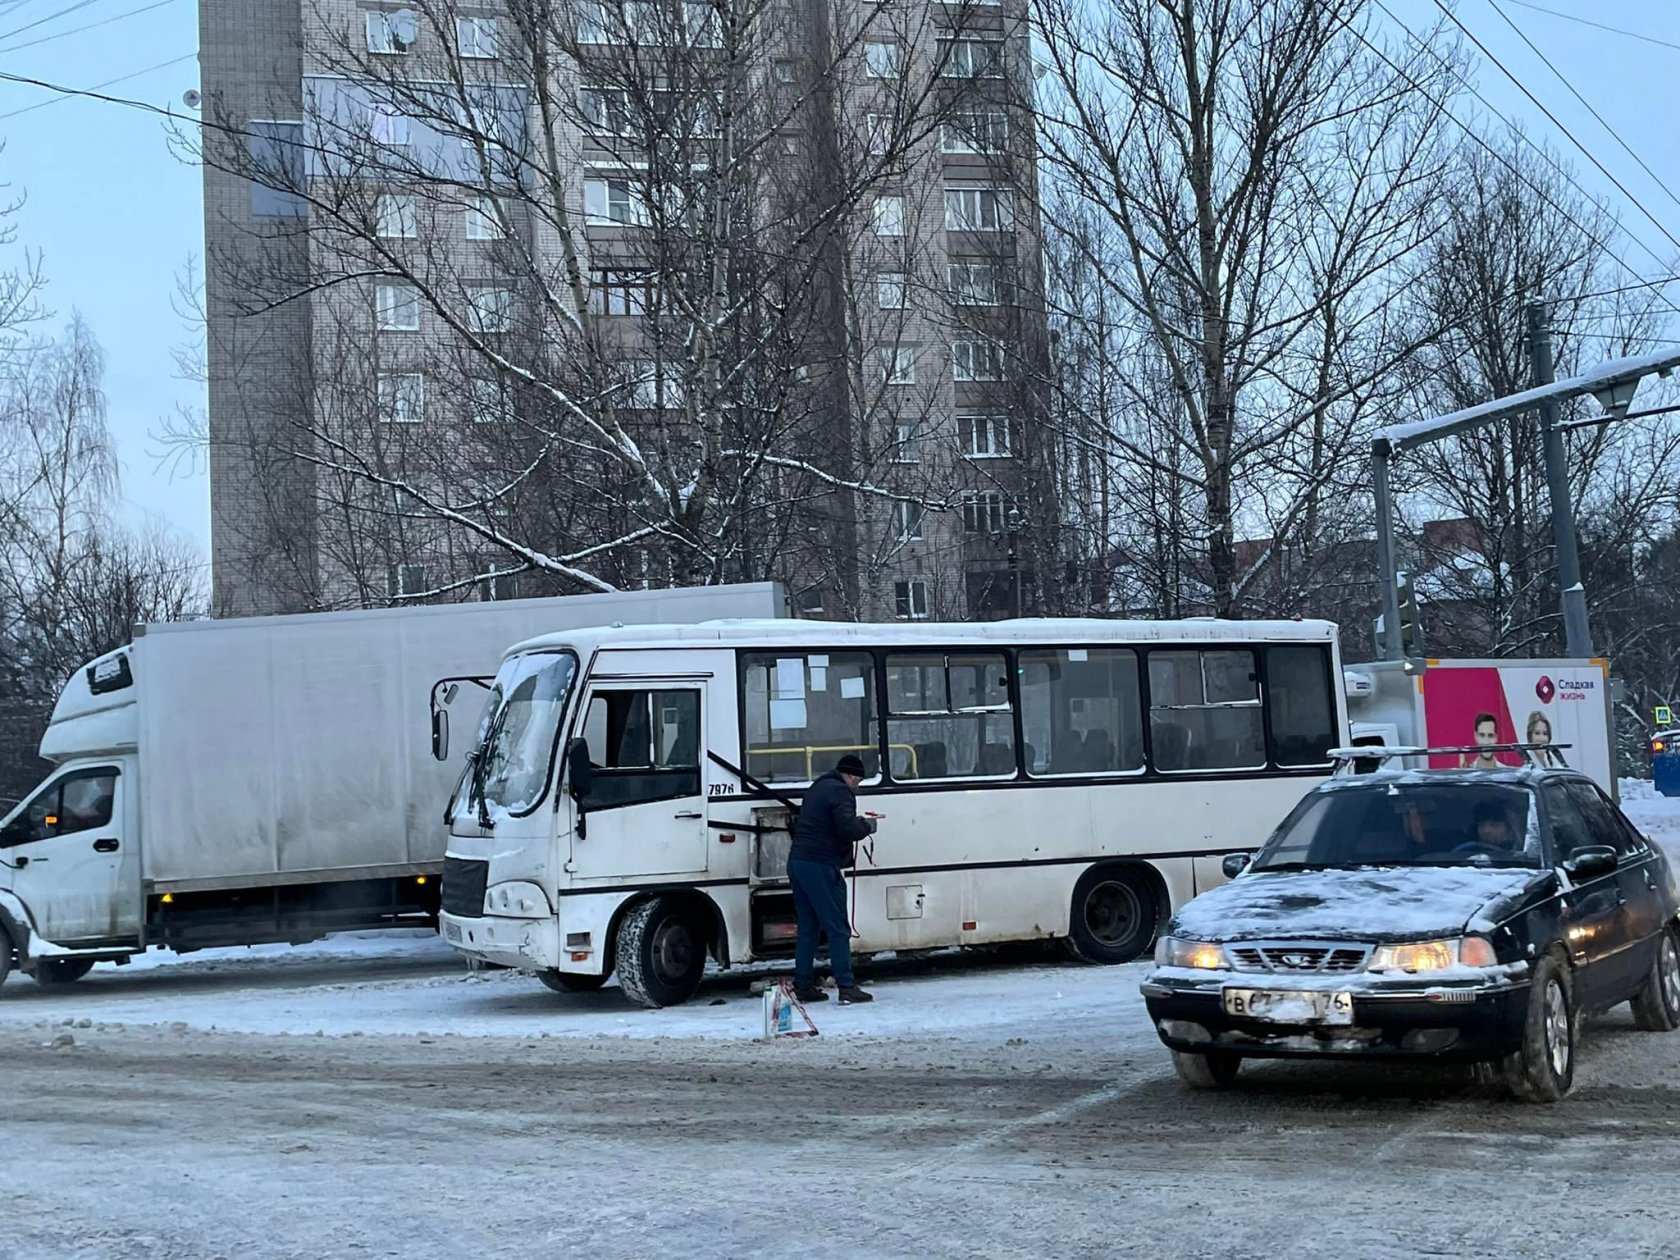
[538,969,610,994]
[1064,866,1159,964]
[1503,953,1574,1103]
[615,897,707,1009]
[32,957,94,987]
[1171,1049,1242,1089]
[1630,926,1680,1033]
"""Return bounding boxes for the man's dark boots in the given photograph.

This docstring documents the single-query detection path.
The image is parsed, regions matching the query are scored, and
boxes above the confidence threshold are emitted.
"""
[838,986,874,1004]
[794,983,828,1002]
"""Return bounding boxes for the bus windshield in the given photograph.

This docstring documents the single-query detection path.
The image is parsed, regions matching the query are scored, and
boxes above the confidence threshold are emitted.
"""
[474,651,578,816]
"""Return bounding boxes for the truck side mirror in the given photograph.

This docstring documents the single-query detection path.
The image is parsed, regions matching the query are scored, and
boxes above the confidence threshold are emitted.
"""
[566,738,594,801]
[1221,852,1251,879]
[431,709,449,762]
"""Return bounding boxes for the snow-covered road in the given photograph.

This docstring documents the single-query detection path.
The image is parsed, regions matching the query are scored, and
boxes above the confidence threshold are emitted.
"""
[0,785,1674,1258]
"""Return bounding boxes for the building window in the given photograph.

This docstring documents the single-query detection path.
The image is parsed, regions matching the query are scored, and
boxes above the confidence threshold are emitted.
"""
[387,563,427,596]
[872,194,905,237]
[878,346,916,385]
[795,587,825,616]
[584,176,650,226]
[937,38,1004,79]
[865,41,900,78]
[627,360,684,409]
[457,15,499,58]
[461,85,503,149]
[469,377,515,424]
[479,571,520,600]
[960,413,1011,458]
[894,501,925,541]
[375,283,420,331]
[590,268,658,315]
[468,287,514,333]
[894,579,929,619]
[948,260,1001,305]
[961,490,1018,533]
[944,184,1011,231]
[578,2,610,43]
[366,9,415,54]
[891,421,920,463]
[369,107,411,147]
[377,373,425,423]
[952,338,1005,381]
[248,120,306,219]
[465,195,504,240]
[580,85,635,135]
[942,109,1008,154]
[877,271,907,309]
[774,59,798,84]
[865,112,894,156]
[376,193,417,239]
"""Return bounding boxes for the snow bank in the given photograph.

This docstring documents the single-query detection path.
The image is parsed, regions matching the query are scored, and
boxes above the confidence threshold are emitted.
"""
[1622,777,1680,865]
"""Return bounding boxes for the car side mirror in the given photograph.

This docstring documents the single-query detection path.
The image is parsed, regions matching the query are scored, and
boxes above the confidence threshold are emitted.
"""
[1564,845,1617,879]
[566,738,594,801]
[1221,852,1251,879]
[431,709,449,762]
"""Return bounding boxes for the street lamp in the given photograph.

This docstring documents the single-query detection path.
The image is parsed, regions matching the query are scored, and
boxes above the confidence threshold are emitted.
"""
[1005,505,1024,619]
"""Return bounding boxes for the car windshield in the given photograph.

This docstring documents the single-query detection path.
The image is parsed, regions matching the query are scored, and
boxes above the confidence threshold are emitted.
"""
[1249,782,1543,872]
[475,651,578,815]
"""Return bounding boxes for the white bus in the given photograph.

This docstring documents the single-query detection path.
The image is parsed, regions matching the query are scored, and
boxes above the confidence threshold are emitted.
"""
[437,618,1346,1006]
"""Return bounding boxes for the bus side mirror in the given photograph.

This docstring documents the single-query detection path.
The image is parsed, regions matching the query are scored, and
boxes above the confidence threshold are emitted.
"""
[566,738,594,801]
[1221,853,1251,879]
[431,710,449,762]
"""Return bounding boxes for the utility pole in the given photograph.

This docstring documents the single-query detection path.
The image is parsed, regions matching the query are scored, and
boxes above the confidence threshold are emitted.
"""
[1526,299,1596,658]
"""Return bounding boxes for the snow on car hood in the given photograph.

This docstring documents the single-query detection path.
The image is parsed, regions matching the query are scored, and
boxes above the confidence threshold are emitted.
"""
[1169,866,1544,943]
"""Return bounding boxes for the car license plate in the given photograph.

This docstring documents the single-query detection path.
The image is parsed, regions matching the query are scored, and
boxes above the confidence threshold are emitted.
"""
[1223,988,1353,1025]
[443,921,462,944]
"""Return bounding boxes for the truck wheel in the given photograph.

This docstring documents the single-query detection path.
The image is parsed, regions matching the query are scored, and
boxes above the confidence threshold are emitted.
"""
[1503,953,1575,1103]
[33,958,94,987]
[0,925,14,986]
[615,897,706,1008]
[1063,866,1158,964]
[1171,1049,1242,1089]
[1630,927,1680,1033]
[538,969,610,994]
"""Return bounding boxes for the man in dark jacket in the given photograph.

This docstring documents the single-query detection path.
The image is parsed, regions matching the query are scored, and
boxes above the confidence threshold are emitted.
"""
[789,754,878,1005]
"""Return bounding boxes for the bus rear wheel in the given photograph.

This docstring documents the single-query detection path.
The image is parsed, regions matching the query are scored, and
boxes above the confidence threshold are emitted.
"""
[615,897,707,1008]
[1064,866,1158,964]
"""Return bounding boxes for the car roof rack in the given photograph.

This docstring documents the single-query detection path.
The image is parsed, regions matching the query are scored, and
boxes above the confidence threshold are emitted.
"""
[1327,742,1573,775]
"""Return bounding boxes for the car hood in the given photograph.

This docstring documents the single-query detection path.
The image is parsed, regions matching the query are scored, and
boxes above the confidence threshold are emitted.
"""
[1169,866,1545,944]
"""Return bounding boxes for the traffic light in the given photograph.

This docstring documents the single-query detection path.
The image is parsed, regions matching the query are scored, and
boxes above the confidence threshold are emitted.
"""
[1395,570,1424,658]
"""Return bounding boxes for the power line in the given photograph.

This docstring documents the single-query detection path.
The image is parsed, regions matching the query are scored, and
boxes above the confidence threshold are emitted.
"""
[1430,0,1680,258]
[0,0,109,44]
[0,0,179,56]
[0,51,192,120]
[1366,1,1680,322]
[1484,0,1680,219]
[1499,0,1680,55]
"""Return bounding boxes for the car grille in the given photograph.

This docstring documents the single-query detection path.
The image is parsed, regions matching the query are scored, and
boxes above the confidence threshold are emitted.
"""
[1228,944,1370,973]
[441,857,490,918]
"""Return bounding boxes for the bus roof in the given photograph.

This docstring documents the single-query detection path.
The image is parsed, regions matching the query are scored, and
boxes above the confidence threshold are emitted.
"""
[500,616,1339,662]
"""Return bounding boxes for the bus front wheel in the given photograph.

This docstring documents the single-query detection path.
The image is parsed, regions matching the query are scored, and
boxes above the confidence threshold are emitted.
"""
[1064,866,1158,965]
[615,897,707,1008]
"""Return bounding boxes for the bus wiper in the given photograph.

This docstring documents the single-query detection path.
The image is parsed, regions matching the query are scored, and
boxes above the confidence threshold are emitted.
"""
[468,747,493,831]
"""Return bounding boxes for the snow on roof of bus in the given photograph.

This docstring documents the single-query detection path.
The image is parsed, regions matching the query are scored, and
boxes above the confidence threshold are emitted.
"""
[501,615,1339,658]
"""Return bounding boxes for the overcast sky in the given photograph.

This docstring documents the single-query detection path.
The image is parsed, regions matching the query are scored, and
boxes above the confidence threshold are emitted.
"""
[0,0,1672,560]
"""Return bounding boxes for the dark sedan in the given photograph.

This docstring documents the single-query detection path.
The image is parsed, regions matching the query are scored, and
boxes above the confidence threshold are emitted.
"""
[1141,767,1680,1101]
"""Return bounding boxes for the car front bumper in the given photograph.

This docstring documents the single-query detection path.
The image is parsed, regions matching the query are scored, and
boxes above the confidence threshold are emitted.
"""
[1141,972,1531,1063]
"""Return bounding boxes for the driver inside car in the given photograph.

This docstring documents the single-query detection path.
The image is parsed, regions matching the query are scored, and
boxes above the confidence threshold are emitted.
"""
[1471,803,1516,853]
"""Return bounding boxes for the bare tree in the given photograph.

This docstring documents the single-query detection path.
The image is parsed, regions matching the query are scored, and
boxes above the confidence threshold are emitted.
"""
[1028,0,1457,617]
[189,0,1027,612]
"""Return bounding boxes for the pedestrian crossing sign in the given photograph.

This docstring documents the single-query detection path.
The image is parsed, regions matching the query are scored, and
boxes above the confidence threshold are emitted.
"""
[1658,705,1674,727]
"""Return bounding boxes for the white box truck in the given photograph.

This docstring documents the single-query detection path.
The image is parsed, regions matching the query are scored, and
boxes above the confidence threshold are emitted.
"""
[0,583,785,988]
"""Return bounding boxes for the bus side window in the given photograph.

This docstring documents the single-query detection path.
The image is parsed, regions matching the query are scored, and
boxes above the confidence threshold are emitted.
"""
[1265,645,1336,768]
[578,690,701,809]
[1019,649,1143,778]
[884,652,1013,780]
[1148,650,1264,772]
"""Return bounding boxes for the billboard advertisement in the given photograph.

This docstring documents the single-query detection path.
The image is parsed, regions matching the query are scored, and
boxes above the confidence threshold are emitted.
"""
[1419,660,1612,792]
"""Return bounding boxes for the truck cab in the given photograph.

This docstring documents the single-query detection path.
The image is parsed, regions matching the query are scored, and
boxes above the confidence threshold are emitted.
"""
[0,648,142,985]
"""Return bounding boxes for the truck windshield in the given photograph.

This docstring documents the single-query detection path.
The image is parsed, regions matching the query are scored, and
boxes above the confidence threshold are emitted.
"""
[1250,782,1541,871]
[476,652,578,815]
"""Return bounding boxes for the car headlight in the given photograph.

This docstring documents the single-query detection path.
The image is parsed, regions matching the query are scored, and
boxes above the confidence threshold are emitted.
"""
[1155,936,1230,969]
[1368,936,1496,973]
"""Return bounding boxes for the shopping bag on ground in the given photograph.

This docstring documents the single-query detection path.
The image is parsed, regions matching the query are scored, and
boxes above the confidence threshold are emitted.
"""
[762,978,819,1040]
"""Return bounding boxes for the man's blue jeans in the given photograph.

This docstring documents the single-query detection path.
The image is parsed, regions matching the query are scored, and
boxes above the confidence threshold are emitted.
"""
[787,858,854,989]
